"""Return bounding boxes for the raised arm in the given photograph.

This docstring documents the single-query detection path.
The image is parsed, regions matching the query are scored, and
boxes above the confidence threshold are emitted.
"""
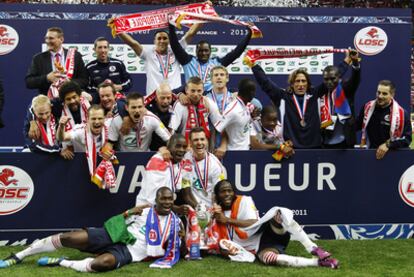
[182,23,203,44]
[251,64,284,106]
[168,23,192,65]
[219,27,252,66]
[117,32,143,56]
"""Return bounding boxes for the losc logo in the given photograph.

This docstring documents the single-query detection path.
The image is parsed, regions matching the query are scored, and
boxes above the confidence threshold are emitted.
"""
[0,25,19,55]
[399,165,414,208]
[354,26,388,56]
[0,166,34,215]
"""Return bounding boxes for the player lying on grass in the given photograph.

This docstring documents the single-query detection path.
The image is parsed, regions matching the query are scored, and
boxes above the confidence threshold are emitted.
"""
[0,187,183,272]
[207,179,339,269]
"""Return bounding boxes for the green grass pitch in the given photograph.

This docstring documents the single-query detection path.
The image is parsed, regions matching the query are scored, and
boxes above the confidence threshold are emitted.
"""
[1,239,413,277]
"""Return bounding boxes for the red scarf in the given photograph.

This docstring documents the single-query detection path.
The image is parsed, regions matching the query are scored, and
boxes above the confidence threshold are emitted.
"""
[206,196,248,253]
[185,98,210,142]
[37,114,57,146]
[47,48,76,99]
[361,99,405,146]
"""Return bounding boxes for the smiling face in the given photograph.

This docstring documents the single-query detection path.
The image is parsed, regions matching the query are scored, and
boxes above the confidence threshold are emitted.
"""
[45,30,63,52]
[88,108,105,136]
[154,31,169,54]
[169,136,187,164]
[98,86,116,111]
[261,111,278,131]
[155,188,174,216]
[216,181,235,210]
[156,84,173,113]
[190,130,207,160]
[63,91,80,113]
[376,84,393,108]
[94,40,109,63]
[126,98,146,123]
[34,104,52,124]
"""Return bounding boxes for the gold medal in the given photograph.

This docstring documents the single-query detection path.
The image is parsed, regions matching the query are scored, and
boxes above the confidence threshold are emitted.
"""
[300,119,306,127]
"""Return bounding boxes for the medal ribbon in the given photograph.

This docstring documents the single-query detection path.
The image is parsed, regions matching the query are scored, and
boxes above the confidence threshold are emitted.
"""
[211,90,228,113]
[169,161,182,192]
[193,153,209,193]
[292,94,308,122]
[198,63,211,83]
[156,51,171,79]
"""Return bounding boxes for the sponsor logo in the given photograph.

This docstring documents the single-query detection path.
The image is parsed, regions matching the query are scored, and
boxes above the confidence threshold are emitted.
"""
[115,53,123,57]
[231,67,240,72]
[127,61,135,64]
[128,66,137,71]
[139,60,145,65]
[310,61,319,66]
[299,61,307,65]
[265,62,273,65]
[211,47,218,52]
[320,55,329,59]
[399,165,414,208]
[109,65,116,72]
[0,25,19,55]
[0,166,34,216]
[276,61,285,66]
[148,229,157,242]
[128,53,136,58]
[265,67,274,72]
[354,26,388,56]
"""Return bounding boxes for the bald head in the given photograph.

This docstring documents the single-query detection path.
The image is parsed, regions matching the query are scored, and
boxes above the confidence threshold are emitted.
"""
[155,82,173,112]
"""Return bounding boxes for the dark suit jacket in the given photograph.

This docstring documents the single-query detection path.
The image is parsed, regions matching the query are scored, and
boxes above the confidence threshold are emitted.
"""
[25,48,88,95]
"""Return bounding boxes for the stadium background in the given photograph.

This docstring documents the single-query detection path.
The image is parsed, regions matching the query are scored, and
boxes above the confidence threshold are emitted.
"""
[0,0,413,244]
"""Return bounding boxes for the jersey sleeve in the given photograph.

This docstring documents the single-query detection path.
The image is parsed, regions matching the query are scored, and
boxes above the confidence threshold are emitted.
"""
[206,97,223,127]
[152,116,171,142]
[214,102,236,133]
[108,116,121,142]
[169,102,184,133]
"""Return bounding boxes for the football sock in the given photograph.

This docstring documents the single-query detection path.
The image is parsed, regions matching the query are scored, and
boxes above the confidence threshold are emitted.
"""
[60,258,94,273]
[276,254,319,267]
[15,234,62,260]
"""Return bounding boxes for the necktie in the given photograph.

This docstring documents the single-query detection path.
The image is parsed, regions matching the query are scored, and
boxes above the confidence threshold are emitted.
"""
[54,53,63,72]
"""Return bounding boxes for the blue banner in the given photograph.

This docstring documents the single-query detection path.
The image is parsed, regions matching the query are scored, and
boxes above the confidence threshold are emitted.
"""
[1,150,414,244]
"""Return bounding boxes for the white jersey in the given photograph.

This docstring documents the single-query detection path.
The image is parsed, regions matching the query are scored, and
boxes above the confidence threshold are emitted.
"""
[214,97,251,150]
[126,208,171,262]
[223,196,261,252]
[169,98,222,135]
[109,111,171,151]
[182,151,225,208]
[140,39,187,95]
[136,153,186,205]
[69,124,104,152]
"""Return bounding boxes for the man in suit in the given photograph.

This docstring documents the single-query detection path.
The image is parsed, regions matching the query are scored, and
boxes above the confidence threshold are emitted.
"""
[25,27,88,95]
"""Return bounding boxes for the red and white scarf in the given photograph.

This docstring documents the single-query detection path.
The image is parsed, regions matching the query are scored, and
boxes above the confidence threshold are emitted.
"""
[47,48,77,99]
[37,114,57,146]
[361,99,405,146]
[62,96,90,132]
[185,98,210,142]
[84,125,117,189]
[243,48,347,67]
[108,2,217,37]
